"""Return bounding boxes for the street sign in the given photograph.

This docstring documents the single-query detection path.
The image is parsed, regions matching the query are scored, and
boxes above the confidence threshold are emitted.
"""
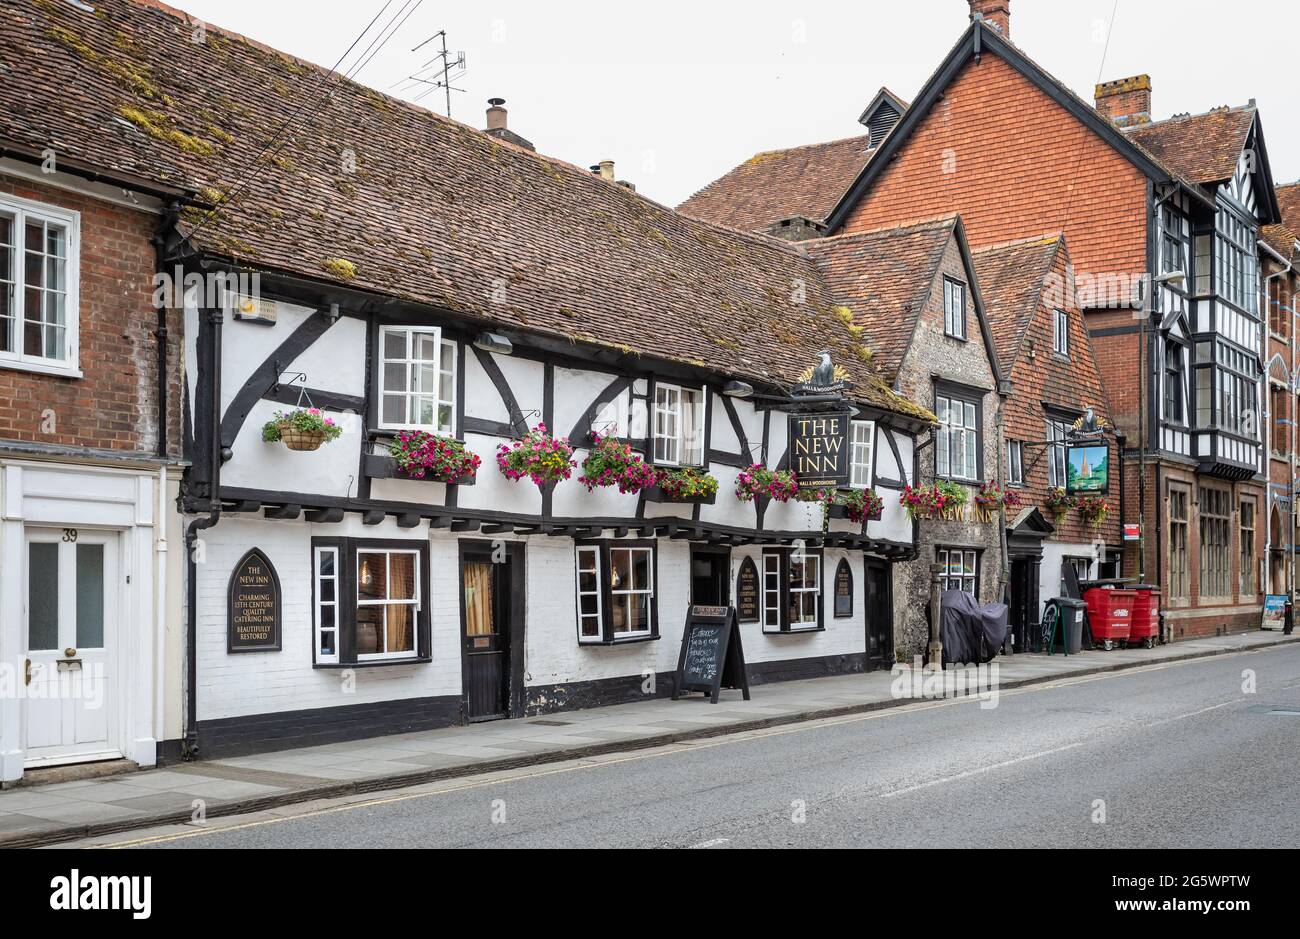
[1123,523,1141,542]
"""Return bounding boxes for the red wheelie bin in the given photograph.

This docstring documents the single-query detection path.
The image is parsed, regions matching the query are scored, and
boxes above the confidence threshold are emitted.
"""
[1083,586,1137,650]
[1129,586,1161,648]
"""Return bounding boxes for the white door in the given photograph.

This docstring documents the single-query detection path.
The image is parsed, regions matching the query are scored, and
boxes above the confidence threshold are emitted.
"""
[23,528,120,767]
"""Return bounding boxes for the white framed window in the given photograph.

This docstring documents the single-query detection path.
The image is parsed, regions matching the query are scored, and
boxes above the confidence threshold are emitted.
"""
[378,326,456,434]
[575,545,604,643]
[1047,418,1070,489]
[1006,440,1024,486]
[943,277,967,340]
[938,548,978,596]
[1053,308,1069,357]
[574,542,658,643]
[936,393,979,480]
[314,546,340,663]
[0,194,80,376]
[653,382,704,466]
[762,548,822,633]
[850,420,875,488]
[355,549,421,660]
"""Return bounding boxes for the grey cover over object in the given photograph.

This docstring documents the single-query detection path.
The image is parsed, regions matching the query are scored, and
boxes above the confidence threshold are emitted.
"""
[939,589,1009,666]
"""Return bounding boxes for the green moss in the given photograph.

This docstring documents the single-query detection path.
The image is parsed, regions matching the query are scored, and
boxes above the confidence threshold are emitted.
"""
[117,106,216,156]
[50,26,170,103]
[270,153,296,172]
[321,258,358,281]
[207,124,235,145]
[196,186,223,204]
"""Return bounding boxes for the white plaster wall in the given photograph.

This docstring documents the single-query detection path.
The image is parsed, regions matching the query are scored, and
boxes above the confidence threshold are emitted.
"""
[220,400,364,498]
[285,316,367,398]
[1039,542,1101,612]
[463,353,510,426]
[219,299,315,416]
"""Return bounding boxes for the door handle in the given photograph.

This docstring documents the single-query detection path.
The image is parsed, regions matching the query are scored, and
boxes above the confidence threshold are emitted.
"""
[25,658,32,686]
[64,647,77,658]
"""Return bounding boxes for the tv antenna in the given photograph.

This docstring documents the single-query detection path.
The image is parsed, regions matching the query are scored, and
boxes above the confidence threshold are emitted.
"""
[401,30,467,117]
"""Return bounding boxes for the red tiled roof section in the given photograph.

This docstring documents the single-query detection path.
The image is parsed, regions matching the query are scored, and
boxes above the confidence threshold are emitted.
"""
[678,135,873,232]
[802,216,957,383]
[971,235,1062,372]
[1122,106,1255,186]
[1263,182,1300,259]
[0,0,927,418]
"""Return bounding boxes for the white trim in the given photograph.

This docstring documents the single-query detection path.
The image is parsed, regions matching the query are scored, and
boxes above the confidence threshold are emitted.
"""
[575,545,603,643]
[354,548,422,661]
[850,420,875,488]
[609,545,654,640]
[0,191,81,377]
[376,325,456,435]
[653,382,704,467]
[313,545,340,664]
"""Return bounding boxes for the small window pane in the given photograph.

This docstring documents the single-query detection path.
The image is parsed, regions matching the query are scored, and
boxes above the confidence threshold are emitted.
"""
[27,542,58,651]
[75,543,104,648]
[388,553,416,600]
[358,553,387,601]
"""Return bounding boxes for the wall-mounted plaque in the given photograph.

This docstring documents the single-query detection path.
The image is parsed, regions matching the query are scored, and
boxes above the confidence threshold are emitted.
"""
[227,548,282,653]
[736,557,761,624]
[834,558,854,618]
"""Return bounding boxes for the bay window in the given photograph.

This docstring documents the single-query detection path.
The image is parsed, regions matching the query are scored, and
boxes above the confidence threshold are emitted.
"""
[575,541,658,643]
[653,382,705,466]
[1215,207,1258,315]
[849,420,875,488]
[0,194,79,374]
[378,325,456,434]
[311,539,430,665]
[761,547,823,633]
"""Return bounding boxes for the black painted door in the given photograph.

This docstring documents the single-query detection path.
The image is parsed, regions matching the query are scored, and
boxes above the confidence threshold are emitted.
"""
[864,560,892,668]
[463,552,510,721]
[691,550,730,607]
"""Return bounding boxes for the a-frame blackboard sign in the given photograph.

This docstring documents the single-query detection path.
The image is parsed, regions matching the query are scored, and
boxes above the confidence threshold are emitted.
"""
[672,606,750,704]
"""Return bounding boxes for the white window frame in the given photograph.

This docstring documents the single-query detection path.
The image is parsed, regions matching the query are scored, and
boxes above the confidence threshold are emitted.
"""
[1006,440,1024,487]
[653,382,704,466]
[938,548,978,596]
[788,549,821,630]
[313,546,340,664]
[609,546,654,640]
[377,325,456,434]
[943,277,967,340]
[355,548,422,661]
[1047,418,1070,489]
[1053,308,1069,357]
[0,193,80,377]
[762,553,782,632]
[849,420,875,488]
[936,394,978,481]
[575,545,604,644]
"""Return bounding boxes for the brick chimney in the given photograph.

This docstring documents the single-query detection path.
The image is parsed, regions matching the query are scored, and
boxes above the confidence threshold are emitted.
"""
[968,0,1010,37]
[1095,76,1153,127]
[483,97,535,151]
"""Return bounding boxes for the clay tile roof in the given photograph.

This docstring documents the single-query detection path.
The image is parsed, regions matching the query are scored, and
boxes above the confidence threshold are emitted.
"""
[971,235,1063,372]
[801,216,959,384]
[1122,106,1256,186]
[1262,182,1300,260]
[677,134,873,233]
[0,0,928,419]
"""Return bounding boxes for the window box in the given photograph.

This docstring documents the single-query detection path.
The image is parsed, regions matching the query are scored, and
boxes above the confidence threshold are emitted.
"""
[642,484,715,505]
[363,453,477,485]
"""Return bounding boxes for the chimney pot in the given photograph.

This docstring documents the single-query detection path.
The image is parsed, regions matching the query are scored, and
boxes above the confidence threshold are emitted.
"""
[1095,75,1153,127]
[486,97,508,131]
[598,160,615,182]
[968,0,1010,36]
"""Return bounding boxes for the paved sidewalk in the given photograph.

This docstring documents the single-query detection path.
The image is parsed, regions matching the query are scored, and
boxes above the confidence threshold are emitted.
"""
[2,631,1294,847]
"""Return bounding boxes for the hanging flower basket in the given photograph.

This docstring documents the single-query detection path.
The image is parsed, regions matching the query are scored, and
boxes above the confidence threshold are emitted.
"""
[578,434,659,494]
[261,408,342,452]
[935,481,969,522]
[973,481,1006,524]
[900,484,938,520]
[847,488,884,524]
[1076,495,1108,529]
[647,467,719,504]
[389,430,480,482]
[496,423,576,487]
[1045,487,1075,526]
[735,465,799,503]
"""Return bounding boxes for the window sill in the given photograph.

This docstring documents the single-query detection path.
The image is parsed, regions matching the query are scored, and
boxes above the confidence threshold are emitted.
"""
[0,358,83,380]
[579,634,660,647]
[313,656,432,669]
[762,626,826,636]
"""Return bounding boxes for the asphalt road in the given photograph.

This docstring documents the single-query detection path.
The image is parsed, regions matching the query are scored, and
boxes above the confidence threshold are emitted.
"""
[96,643,1300,848]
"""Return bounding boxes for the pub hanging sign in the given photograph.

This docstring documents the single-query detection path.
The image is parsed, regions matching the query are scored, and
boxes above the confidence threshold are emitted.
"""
[788,411,852,489]
[227,548,282,653]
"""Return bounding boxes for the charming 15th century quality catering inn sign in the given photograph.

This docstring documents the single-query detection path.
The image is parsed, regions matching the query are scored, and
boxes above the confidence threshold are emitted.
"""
[227,548,282,653]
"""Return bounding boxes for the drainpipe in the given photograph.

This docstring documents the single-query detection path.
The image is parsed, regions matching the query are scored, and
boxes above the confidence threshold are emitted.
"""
[183,300,224,759]
[154,464,168,763]
[1265,259,1294,598]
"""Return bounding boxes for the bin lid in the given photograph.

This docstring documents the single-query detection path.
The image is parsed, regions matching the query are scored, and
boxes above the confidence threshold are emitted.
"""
[1048,596,1088,608]
[1079,578,1136,588]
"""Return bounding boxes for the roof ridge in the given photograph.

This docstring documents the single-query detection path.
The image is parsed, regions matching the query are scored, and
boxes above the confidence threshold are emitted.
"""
[811,213,959,244]
[1124,102,1256,132]
[749,133,872,159]
[972,232,1064,253]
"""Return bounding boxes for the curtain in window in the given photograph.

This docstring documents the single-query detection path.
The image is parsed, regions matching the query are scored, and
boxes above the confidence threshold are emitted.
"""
[464,561,494,637]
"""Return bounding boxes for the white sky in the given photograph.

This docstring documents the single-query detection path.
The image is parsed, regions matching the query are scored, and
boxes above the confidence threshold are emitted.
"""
[170,0,1300,208]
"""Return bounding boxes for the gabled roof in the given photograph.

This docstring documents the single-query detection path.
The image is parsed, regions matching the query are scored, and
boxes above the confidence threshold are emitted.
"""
[857,87,909,132]
[825,21,1227,233]
[802,214,1004,392]
[0,0,927,420]
[1124,105,1280,221]
[1263,182,1300,260]
[971,234,1064,373]
[677,134,873,233]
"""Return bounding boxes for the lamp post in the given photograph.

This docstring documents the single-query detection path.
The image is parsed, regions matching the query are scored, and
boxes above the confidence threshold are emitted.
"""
[928,563,945,669]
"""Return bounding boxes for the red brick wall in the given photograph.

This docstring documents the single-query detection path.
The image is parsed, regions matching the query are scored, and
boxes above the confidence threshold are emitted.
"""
[1002,244,1120,545]
[0,174,179,457]
[841,53,1149,279]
